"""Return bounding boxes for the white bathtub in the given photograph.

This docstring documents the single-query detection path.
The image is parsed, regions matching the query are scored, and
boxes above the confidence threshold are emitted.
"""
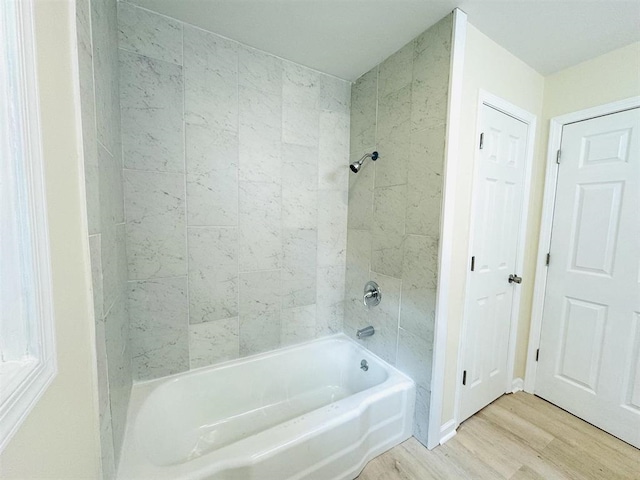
[117,334,415,480]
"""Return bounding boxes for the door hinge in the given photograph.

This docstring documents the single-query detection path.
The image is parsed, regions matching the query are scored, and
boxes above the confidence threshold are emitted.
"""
[546,253,551,266]
[556,149,561,164]
[470,256,475,271]
[479,133,484,150]
[536,349,540,362]
[462,370,467,385]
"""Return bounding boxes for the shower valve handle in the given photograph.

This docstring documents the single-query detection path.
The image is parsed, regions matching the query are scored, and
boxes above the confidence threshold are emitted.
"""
[363,281,381,307]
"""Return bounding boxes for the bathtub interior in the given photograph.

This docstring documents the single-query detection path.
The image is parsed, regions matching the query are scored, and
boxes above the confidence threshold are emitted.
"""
[134,337,392,467]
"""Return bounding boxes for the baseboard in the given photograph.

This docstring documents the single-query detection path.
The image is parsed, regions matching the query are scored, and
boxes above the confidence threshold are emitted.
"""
[439,419,457,445]
[511,377,524,393]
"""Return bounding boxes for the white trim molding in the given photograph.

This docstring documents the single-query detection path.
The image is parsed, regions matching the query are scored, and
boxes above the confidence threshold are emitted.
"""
[511,378,524,393]
[439,419,457,445]
[524,96,640,393]
[427,7,467,450]
[0,0,57,452]
[452,91,537,431]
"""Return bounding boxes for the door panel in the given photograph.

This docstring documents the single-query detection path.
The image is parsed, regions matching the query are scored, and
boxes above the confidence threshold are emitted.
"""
[570,182,622,275]
[459,105,529,422]
[536,107,640,448]
[557,297,607,392]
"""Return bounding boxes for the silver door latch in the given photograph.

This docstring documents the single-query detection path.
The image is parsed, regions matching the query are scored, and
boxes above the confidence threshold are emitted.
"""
[508,274,522,284]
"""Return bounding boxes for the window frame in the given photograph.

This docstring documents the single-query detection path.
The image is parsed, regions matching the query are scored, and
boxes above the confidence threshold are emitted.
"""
[0,0,57,452]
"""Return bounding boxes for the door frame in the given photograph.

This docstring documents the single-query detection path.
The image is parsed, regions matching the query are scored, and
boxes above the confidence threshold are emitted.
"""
[524,96,640,393]
[454,91,537,426]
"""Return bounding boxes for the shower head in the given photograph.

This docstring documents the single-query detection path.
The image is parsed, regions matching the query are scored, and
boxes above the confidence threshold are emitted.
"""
[349,151,379,173]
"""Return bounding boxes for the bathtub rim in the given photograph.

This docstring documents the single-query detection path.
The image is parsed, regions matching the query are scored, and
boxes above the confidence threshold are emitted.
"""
[130,332,406,393]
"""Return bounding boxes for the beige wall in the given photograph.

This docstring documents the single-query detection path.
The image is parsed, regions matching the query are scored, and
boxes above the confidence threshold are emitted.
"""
[0,1,101,478]
[543,41,640,120]
[442,32,639,428]
[441,24,544,425]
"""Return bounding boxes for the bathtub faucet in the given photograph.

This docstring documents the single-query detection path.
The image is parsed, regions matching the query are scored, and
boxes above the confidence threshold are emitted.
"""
[356,326,375,339]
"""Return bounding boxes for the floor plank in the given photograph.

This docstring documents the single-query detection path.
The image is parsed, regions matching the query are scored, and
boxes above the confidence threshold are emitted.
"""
[357,392,640,480]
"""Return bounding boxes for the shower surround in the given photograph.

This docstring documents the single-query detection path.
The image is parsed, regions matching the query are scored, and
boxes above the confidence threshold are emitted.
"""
[77,1,453,473]
[345,15,453,444]
[76,0,132,477]
[117,3,351,381]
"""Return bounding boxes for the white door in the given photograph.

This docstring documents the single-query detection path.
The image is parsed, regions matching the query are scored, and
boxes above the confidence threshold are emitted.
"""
[536,107,640,447]
[460,104,529,422]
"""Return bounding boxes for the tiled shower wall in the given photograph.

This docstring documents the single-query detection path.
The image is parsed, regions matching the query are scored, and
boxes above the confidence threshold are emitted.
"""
[76,0,132,477]
[345,14,452,444]
[118,3,351,381]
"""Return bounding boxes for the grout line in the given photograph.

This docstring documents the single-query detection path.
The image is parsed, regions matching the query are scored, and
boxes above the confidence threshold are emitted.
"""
[181,24,192,370]
[117,44,181,67]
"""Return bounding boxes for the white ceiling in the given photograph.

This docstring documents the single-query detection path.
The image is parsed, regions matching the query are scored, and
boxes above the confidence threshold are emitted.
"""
[129,0,640,81]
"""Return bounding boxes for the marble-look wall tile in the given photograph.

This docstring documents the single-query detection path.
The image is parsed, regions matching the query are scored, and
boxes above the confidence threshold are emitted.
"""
[118,2,182,65]
[354,272,401,365]
[282,228,317,308]
[189,318,239,368]
[129,276,188,338]
[186,124,238,226]
[100,223,118,314]
[350,67,377,157]
[282,104,320,147]
[99,406,116,480]
[238,182,281,272]
[378,40,414,98]
[413,384,431,445]
[406,125,446,236]
[119,50,184,173]
[91,0,119,153]
[318,75,351,114]
[318,111,350,191]
[103,294,131,465]
[371,184,407,278]
[127,276,187,381]
[281,304,317,346]
[188,227,238,323]
[375,85,411,188]
[118,7,350,380]
[412,17,452,132]
[316,264,345,336]
[239,270,281,317]
[239,270,281,356]
[84,0,134,472]
[115,224,128,300]
[346,229,372,277]
[131,331,189,380]
[239,311,281,357]
[124,169,186,279]
[238,86,282,184]
[344,229,372,336]
[239,46,282,96]
[318,190,348,267]
[98,143,124,228]
[94,317,110,436]
[347,156,375,231]
[76,0,100,235]
[88,234,110,439]
[283,61,321,109]
[89,234,104,322]
[184,25,238,132]
[397,327,433,389]
[282,144,318,230]
[400,234,438,341]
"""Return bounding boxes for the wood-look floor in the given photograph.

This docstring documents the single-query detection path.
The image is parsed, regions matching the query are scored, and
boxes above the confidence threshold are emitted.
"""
[357,392,640,479]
